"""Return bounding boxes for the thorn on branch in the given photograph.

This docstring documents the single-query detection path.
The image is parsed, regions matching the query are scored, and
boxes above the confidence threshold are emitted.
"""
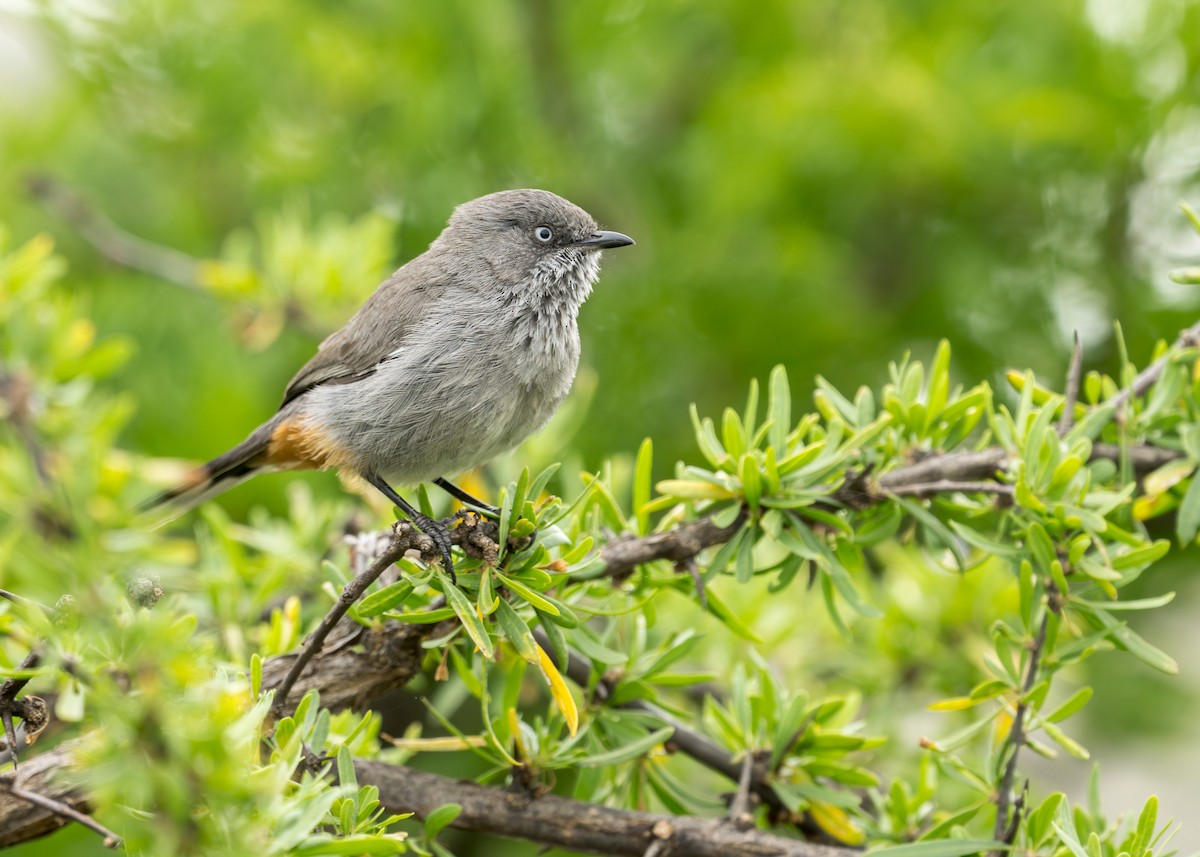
[677,557,707,610]
[728,752,755,828]
[1059,332,1083,434]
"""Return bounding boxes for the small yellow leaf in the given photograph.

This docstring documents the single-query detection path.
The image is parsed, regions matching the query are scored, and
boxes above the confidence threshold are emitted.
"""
[809,801,865,845]
[928,696,981,712]
[507,707,527,761]
[1134,492,1176,521]
[383,735,488,751]
[993,710,1014,742]
[536,644,578,736]
[655,479,736,500]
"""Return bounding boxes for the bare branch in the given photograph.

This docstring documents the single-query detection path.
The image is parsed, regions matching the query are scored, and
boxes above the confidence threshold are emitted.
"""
[356,758,856,857]
[267,510,506,713]
[991,592,1055,851]
[1059,333,1083,434]
[24,174,203,291]
[0,740,89,848]
[1110,318,1200,424]
[883,480,1015,500]
[601,511,748,580]
[3,782,121,849]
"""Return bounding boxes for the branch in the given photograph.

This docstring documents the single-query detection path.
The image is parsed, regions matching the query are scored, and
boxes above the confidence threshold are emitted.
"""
[356,758,856,857]
[267,510,505,713]
[1110,317,1200,423]
[1058,333,1083,434]
[258,438,1184,716]
[2,782,120,850]
[600,510,749,579]
[991,594,1055,850]
[882,481,1014,500]
[24,174,203,291]
[0,739,90,848]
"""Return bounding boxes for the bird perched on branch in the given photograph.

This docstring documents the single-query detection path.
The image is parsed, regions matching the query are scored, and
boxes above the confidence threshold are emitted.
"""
[144,189,635,578]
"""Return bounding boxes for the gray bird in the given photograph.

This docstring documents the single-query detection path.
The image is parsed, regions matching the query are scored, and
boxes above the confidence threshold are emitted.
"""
[145,189,634,577]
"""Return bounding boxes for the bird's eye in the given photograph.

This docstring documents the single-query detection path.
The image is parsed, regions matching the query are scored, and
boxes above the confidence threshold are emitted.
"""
[534,226,554,243]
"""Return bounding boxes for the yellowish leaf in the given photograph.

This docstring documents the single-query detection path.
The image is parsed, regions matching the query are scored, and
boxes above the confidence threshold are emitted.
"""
[536,644,579,736]
[809,801,865,845]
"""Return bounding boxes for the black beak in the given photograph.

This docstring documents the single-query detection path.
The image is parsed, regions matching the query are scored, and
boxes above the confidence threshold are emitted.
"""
[577,230,635,250]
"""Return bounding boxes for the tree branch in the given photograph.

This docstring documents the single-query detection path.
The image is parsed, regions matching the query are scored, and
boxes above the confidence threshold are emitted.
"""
[991,595,1054,851]
[1109,317,1200,423]
[24,174,203,291]
[356,758,855,857]
[0,739,90,848]
[1058,333,1083,434]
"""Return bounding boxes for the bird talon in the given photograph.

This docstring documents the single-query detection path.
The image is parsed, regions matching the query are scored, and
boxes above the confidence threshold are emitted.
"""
[411,511,457,584]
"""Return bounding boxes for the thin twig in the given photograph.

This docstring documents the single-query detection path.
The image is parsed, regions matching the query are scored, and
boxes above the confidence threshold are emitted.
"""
[991,602,1052,851]
[271,512,503,714]
[527,630,836,838]
[728,752,755,825]
[883,481,1015,499]
[24,174,202,291]
[1110,318,1200,424]
[0,651,42,770]
[357,757,856,857]
[3,782,121,849]
[1059,332,1083,434]
[678,557,707,610]
[271,524,415,715]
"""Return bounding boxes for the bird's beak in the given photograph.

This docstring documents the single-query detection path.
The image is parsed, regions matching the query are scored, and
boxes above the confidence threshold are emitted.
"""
[576,230,635,250]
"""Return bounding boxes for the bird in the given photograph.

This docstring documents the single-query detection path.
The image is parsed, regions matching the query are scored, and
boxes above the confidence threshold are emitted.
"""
[144,189,634,579]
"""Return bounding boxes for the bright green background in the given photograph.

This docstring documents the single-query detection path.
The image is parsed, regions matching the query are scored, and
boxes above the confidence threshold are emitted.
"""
[3,0,1200,854]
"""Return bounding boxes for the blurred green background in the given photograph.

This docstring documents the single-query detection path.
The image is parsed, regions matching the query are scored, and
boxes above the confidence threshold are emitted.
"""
[3,0,1200,853]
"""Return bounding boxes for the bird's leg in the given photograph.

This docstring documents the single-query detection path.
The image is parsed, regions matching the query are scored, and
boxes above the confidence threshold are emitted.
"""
[436,477,539,549]
[365,475,456,582]
[434,477,501,519]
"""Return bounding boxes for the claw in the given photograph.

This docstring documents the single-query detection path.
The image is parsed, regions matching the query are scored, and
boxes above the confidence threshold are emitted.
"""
[411,511,456,584]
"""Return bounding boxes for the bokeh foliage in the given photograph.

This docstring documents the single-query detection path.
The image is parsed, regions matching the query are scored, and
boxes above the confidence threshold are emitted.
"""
[4,0,1200,475]
[3,1,1200,856]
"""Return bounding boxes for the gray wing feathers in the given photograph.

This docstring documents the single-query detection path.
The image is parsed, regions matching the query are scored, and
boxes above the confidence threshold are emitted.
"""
[280,258,442,407]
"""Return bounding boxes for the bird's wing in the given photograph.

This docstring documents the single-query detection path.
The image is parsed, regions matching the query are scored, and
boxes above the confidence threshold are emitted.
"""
[279,256,444,408]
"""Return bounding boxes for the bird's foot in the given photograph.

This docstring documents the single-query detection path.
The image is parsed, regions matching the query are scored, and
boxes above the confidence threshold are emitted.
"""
[408,511,456,584]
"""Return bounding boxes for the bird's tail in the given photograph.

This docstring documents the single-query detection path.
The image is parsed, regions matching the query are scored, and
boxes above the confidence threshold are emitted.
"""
[139,430,274,517]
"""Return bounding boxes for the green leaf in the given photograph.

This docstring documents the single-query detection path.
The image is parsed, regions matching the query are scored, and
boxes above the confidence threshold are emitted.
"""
[1075,603,1177,674]
[357,581,414,618]
[1131,795,1158,857]
[250,653,262,699]
[868,840,1008,857]
[633,438,654,535]
[576,726,674,767]
[1026,793,1065,844]
[893,497,967,570]
[443,576,494,659]
[1042,720,1089,759]
[768,365,791,453]
[494,598,538,663]
[336,745,356,789]
[1110,540,1169,570]
[702,588,762,642]
[1178,473,1200,544]
[291,836,406,856]
[495,571,559,615]
[424,803,462,841]
[1046,687,1093,723]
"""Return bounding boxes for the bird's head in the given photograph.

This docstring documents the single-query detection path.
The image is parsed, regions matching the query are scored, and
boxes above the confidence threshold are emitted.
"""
[436,189,634,309]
